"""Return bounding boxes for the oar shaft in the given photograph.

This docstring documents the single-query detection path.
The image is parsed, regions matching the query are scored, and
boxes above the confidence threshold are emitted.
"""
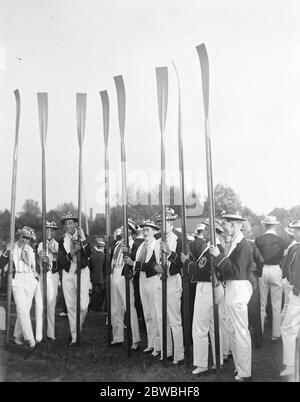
[104,143,112,343]
[42,146,48,342]
[76,147,83,344]
[173,61,190,366]
[6,90,20,344]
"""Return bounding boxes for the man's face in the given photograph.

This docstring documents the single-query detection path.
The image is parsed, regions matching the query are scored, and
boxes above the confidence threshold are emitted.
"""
[166,221,173,234]
[64,219,77,235]
[18,234,30,247]
[143,227,155,241]
[223,220,234,237]
[46,228,56,240]
[203,227,210,241]
[293,228,300,242]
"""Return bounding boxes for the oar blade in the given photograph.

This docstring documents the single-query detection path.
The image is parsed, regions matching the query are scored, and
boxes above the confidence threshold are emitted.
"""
[196,43,209,118]
[156,67,168,133]
[37,92,48,147]
[76,93,87,147]
[100,90,109,145]
[113,75,126,138]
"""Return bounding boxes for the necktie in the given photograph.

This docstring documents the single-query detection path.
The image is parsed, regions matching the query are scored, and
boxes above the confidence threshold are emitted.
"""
[21,247,30,266]
[138,243,148,263]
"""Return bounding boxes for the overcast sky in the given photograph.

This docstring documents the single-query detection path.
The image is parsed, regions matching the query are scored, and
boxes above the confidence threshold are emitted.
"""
[0,0,300,217]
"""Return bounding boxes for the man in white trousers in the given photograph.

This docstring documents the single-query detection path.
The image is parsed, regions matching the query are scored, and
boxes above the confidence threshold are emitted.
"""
[280,220,300,377]
[124,219,161,355]
[209,213,253,382]
[181,219,224,376]
[255,216,287,341]
[0,226,38,349]
[57,212,91,346]
[34,220,59,342]
[154,208,185,365]
[110,219,140,350]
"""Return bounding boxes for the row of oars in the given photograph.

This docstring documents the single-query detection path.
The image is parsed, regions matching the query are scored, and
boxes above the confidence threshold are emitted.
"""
[6,43,220,373]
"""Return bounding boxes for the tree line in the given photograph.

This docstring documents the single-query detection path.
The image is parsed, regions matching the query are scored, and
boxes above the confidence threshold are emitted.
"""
[0,184,296,246]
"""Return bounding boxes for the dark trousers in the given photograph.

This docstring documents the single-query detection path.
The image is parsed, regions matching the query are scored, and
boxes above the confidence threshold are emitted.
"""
[181,281,196,345]
[133,273,146,329]
[90,284,106,312]
[248,271,263,348]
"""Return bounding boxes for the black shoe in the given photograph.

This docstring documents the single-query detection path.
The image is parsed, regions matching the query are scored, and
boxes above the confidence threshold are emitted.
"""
[47,337,56,343]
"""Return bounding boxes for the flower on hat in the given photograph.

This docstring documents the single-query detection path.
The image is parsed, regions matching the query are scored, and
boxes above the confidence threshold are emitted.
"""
[61,211,78,224]
[46,220,58,229]
[140,219,160,231]
[18,226,37,240]
[156,207,178,222]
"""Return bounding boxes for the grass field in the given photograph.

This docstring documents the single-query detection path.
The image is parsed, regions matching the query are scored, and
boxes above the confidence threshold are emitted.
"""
[0,305,297,383]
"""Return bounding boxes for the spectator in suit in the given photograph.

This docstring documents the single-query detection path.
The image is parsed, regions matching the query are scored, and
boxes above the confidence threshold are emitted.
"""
[89,237,106,312]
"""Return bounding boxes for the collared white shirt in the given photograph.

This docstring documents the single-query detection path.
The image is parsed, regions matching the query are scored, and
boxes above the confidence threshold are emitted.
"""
[13,243,35,273]
[227,231,244,257]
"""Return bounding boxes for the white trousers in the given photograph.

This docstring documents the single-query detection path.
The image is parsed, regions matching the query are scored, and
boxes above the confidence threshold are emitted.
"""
[281,279,293,324]
[219,294,231,357]
[154,274,184,361]
[34,271,59,340]
[111,266,140,344]
[12,273,37,344]
[193,282,224,368]
[62,266,90,342]
[259,264,282,338]
[225,280,253,378]
[140,273,160,350]
[281,293,300,367]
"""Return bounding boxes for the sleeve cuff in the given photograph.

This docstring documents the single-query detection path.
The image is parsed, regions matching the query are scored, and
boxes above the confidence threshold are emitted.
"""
[167,251,177,263]
[214,253,227,268]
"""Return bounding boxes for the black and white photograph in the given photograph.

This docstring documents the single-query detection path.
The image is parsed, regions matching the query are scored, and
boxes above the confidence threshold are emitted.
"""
[0,0,300,386]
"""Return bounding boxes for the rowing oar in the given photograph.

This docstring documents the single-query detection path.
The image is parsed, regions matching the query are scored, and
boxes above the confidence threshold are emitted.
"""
[172,61,190,367]
[6,89,21,345]
[156,67,168,364]
[196,43,221,374]
[114,75,132,357]
[37,92,48,344]
[100,90,112,345]
[76,93,87,345]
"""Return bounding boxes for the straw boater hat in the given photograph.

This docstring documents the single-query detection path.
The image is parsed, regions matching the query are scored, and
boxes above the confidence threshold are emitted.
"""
[288,220,300,229]
[262,215,280,225]
[196,223,206,232]
[46,220,58,230]
[60,212,78,224]
[95,237,105,247]
[17,226,37,240]
[139,219,160,231]
[114,227,122,236]
[156,207,178,222]
[201,218,224,233]
[221,212,246,222]
[128,218,138,234]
